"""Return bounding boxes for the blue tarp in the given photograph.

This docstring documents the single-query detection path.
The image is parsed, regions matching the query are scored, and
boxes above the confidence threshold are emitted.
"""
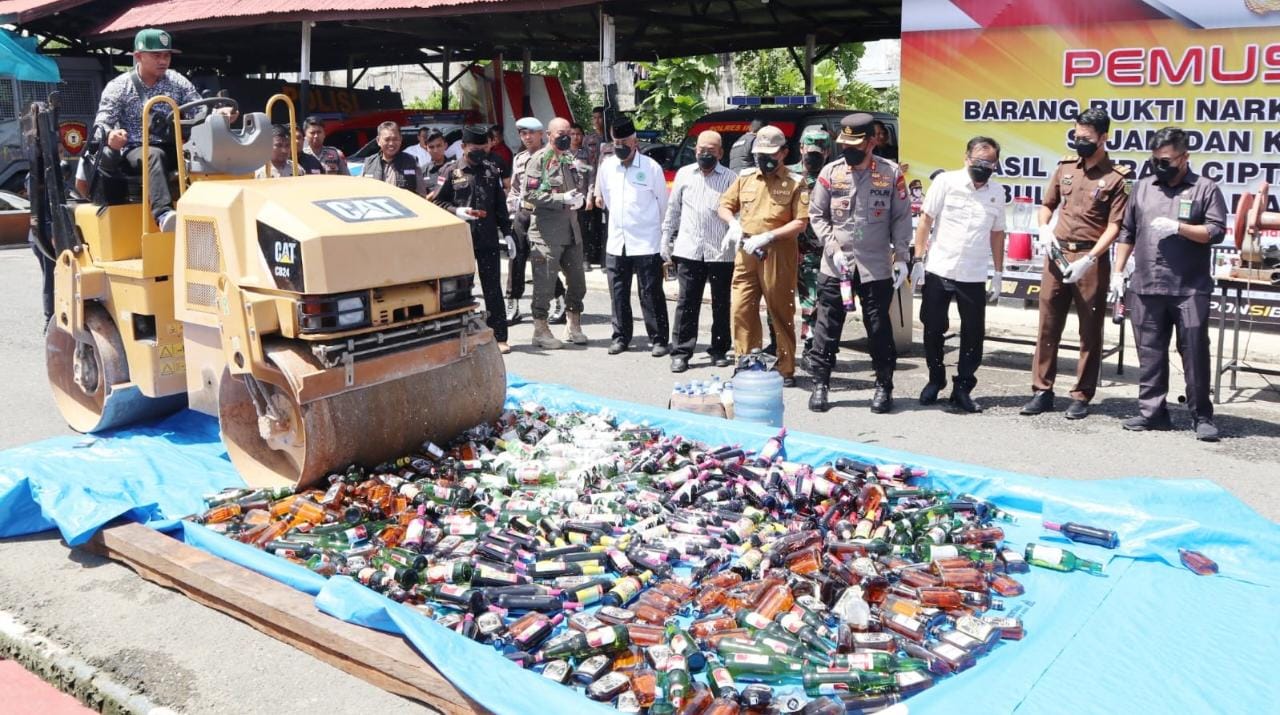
[0,29,61,83]
[1,373,1277,714]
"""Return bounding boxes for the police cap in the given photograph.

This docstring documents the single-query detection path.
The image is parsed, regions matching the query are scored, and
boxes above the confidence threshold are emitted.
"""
[836,113,876,147]
[515,117,544,132]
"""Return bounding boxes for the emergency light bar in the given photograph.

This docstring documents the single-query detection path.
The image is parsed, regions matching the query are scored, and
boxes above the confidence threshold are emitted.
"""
[727,95,818,107]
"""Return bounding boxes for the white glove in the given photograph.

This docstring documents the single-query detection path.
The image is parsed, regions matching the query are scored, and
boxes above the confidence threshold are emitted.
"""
[720,219,743,253]
[504,234,516,256]
[1061,254,1097,284]
[987,270,1003,302]
[1037,231,1060,254]
[743,231,775,255]
[1150,216,1180,237]
[660,241,673,263]
[830,246,850,273]
[562,189,585,209]
[1106,271,1125,304]
[909,261,925,286]
[891,260,908,290]
[454,207,477,221]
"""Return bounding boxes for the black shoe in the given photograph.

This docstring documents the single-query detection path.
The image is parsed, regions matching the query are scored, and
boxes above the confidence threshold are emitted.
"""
[548,296,567,325]
[763,344,777,357]
[1122,414,1172,432]
[919,382,945,406]
[808,384,830,412]
[949,388,982,414]
[1020,390,1055,415]
[1064,399,1089,420]
[800,354,812,375]
[608,340,628,355]
[710,354,732,368]
[1194,418,1220,442]
[505,298,523,326]
[870,386,893,414]
[670,357,689,373]
[651,343,671,357]
[782,375,797,388]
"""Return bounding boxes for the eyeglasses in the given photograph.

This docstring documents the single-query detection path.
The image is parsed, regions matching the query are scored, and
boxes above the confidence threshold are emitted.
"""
[969,158,998,171]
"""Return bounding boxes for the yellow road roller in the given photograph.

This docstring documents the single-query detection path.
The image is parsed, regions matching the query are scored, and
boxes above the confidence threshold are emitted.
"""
[25,93,505,489]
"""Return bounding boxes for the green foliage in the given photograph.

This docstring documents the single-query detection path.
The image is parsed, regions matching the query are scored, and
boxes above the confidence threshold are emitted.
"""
[499,60,594,125]
[633,56,720,143]
[733,43,896,114]
[405,91,444,110]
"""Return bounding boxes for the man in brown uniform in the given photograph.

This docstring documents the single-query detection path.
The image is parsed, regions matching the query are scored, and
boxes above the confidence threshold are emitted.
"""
[717,125,810,385]
[1022,107,1130,420]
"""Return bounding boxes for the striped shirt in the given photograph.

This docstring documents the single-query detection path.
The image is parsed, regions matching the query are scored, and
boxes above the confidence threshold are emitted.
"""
[662,162,736,262]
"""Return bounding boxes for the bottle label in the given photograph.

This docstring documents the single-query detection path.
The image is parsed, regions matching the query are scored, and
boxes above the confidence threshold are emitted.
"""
[480,567,519,584]
[929,544,959,560]
[761,637,790,654]
[437,584,467,597]
[731,653,769,666]
[1031,544,1065,566]
[666,654,688,672]
[671,633,690,653]
[779,612,803,634]
[516,619,546,642]
[744,611,771,630]
[933,643,967,661]
[586,627,617,648]
[892,613,922,631]
[712,667,733,689]
[845,652,875,670]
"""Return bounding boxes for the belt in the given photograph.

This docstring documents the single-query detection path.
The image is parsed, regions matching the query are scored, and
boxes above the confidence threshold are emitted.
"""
[1060,240,1096,252]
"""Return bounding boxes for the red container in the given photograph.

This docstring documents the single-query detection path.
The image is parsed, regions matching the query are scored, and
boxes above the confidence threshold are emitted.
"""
[1007,232,1032,261]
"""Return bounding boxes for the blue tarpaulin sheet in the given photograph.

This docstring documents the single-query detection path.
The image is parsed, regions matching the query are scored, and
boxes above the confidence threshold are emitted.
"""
[1,373,1277,714]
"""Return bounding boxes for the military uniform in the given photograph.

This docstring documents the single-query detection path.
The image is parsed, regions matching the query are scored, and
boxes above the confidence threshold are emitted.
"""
[721,166,809,377]
[524,146,589,322]
[433,156,513,344]
[506,146,564,306]
[786,159,827,352]
[1032,154,1130,405]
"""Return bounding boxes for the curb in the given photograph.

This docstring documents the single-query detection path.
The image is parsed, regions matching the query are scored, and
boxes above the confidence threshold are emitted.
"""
[0,609,180,715]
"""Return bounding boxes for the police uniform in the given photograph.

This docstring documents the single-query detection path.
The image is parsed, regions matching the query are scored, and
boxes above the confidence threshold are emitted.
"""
[1028,152,1129,413]
[433,127,514,345]
[807,114,912,413]
[524,141,590,328]
[720,126,809,378]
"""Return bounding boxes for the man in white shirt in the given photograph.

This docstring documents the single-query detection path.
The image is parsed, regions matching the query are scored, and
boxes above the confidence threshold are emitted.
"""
[910,136,1007,412]
[595,118,670,356]
[661,130,736,372]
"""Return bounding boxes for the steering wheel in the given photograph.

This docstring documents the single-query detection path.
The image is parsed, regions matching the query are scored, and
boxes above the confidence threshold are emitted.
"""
[148,97,240,143]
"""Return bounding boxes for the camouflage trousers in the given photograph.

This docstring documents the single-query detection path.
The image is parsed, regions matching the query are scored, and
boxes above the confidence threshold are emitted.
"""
[797,252,823,343]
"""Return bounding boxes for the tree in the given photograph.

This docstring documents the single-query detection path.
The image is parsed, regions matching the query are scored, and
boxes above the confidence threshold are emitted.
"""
[733,43,896,113]
[633,56,720,143]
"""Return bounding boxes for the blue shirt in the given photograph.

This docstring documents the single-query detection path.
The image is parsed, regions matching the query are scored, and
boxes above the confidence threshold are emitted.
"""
[94,68,200,147]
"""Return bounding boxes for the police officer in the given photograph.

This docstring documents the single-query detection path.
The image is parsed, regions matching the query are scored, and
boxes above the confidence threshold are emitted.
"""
[1113,127,1227,441]
[1022,107,1129,420]
[505,117,565,325]
[787,125,832,367]
[727,118,764,171]
[433,126,514,355]
[717,125,809,386]
[807,113,912,413]
[524,117,591,349]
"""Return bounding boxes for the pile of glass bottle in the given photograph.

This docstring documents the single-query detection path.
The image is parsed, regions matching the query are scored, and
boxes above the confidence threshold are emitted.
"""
[194,403,1094,714]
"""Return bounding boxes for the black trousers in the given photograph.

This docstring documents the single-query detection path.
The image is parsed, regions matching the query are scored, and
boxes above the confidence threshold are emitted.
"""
[809,272,896,388]
[580,208,603,265]
[32,238,54,321]
[671,258,733,359]
[1130,292,1212,422]
[605,251,669,346]
[99,145,174,219]
[473,245,507,343]
[920,272,986,392]
[506,210,563,301]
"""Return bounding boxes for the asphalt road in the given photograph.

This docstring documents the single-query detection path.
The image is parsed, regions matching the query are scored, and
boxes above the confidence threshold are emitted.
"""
[0,247,1276,713]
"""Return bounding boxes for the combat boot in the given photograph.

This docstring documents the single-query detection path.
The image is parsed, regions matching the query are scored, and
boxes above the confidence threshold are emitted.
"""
[532,319,564,349]
[809,380,830,413]
[565,311,589,345]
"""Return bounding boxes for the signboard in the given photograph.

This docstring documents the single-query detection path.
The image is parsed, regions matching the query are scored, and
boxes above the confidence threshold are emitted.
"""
[901,0,1280,327]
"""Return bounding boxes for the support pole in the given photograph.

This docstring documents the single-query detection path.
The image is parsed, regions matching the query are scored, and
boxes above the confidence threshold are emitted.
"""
[521,48,532,118]
[491,52,505,129]
[441,46,451,110]
[600,12,617,141]
[804,33,815,95]
[346,55,354,89]
[299,20,312,119]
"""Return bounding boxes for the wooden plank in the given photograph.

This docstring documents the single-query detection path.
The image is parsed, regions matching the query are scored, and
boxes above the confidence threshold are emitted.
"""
[88,523,488,715]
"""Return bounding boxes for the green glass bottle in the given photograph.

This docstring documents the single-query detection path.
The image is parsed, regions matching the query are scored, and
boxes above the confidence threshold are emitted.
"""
[538,625,631,660]
[802,665,896,696]
[1024,543,1104,575]
[722,652,805,681]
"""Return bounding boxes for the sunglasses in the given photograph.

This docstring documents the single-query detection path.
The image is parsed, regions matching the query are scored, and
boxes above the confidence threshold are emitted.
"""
[969,158,998,171]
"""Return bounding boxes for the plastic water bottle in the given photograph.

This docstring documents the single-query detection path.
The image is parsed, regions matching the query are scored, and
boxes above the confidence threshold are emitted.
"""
[731,370,784,427]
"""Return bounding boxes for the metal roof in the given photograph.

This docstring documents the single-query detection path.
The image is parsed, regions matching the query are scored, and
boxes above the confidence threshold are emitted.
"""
[0,0,91,24]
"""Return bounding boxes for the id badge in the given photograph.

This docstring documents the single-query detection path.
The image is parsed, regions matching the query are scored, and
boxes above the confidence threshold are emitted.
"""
[1178,199,1192,220]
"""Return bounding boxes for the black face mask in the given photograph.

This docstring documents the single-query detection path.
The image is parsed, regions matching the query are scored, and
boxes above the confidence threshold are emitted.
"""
[553,134,571,151]
[1074,139,1099,158]
[466,148,487,164]
[614,144,633,161]
[1152,160,1180,184]
[802,153,825,174]
[842,148,867,167]
[968,165,994,184]
[696,153,718,171]
[756,154,780,174]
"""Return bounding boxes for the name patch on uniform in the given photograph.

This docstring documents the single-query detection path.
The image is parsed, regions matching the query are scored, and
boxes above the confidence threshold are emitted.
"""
[314,197,417,222]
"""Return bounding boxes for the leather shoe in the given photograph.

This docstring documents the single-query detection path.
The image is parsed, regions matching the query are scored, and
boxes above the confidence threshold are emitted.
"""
[919,382,944,405]
[651,343,671,357]
[808,384,830,412]
[711,354,732,368]
[608,340,628,355]
[1064,399,1089,420]
[870,386,893,414]
[1020,390,1055,415]
[1122,414,1172,431]
[782,375,797,388]
[670,357,689,373]
[949,388,982,413]
[1194,418,1220,442]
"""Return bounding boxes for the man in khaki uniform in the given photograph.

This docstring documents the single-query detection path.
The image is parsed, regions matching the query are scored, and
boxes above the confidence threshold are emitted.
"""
[717,125,810,385]
[1022,107,1130,420]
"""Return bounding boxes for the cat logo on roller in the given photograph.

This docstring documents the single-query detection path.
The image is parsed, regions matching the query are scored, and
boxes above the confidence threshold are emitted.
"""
[274,241,296,265]
[314,196,416,223]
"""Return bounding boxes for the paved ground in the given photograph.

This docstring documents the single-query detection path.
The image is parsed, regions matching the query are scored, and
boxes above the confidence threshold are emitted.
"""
[0,246,1276,712]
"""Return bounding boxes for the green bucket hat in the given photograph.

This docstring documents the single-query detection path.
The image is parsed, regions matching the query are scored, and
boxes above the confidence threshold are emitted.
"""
[133,28,180,54]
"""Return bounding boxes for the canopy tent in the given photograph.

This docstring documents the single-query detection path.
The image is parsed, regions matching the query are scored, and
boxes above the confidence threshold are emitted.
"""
[0,26,60,81]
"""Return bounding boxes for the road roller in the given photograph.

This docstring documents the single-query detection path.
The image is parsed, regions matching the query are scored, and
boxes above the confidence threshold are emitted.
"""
[25,93,505,489]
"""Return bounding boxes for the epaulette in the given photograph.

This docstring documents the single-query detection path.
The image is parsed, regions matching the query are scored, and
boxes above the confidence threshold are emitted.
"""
[1059,154,1078,163]
[1113,163,1132,176]
[739,167,760,177]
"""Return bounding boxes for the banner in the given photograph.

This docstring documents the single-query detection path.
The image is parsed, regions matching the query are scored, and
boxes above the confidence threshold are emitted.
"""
[901,0,1280,326]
